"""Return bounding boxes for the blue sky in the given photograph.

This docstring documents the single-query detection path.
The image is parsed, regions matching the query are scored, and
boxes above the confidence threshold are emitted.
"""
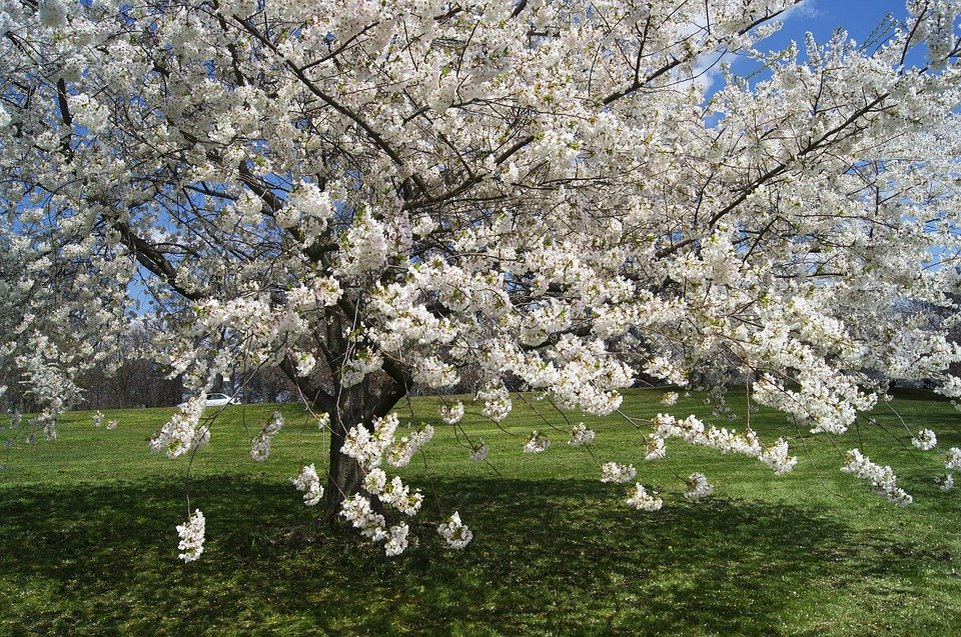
[778,0,909,44]
[770,1,913,53]
[701,1,924,94]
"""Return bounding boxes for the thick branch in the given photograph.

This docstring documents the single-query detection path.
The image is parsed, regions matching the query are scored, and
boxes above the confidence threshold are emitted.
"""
[113,220,204,301]
[279,353,335,411]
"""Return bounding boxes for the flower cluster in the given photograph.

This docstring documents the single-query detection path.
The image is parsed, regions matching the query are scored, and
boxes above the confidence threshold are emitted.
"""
[437,512,473,549]
[340,348,384,388]
[291,464,323,506]
[478,383,512,422]
[384,523,410,557]
[935,474,955,492]
[441,402,465,425]
[600,462,637,484]
[759,438,798,476]
[660,392,679,406]
[339,414,429,554]
[176,510,206,562]
[684,473,714,501]
[912,429,937,452]
[340,494,388,541]
[292,351,316,376]
[945,448,961,471]
[626,484,663,511]
[339,494,412,557]
[651,413,797,475]
[251,411,284,461]
[644,357,687,387]
[150,395,207,458]
[644,437,666,461]
[343,418,427,499]
[468,440,489,462]
[363,470,423,516]
[568,422,596,446]
[523,431,551,453]
[411,357,459,388]
[385,423,433,468]
[842,449,912,507]
[341,413,401,471]
[316,412,330,430]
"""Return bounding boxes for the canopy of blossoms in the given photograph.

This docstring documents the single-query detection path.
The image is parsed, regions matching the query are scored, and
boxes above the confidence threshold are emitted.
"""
[2,0,961,557]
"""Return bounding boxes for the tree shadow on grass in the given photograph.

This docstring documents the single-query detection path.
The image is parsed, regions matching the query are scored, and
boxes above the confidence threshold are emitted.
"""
[0,475,953,636]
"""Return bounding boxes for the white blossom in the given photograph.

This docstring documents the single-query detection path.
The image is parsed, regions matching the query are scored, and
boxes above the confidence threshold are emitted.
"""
[936,474,955,492]
[291,464,323,506]
[568,423,595,446]
[651,413,796,475]
[385,424,433,468]
[293,352,316,377]
[760,438,798,476]
[684,473,714,501]
[912,429,937,452]
[340,494,387,542]
[842,449,912,507]
[363,468,388,494]
[523,431,551,454]
[38,0,68,29]
[176,510,206,562]
[377,475,423,516]
[251,411,284,461]
[340,349,384,389]
[468,441,489,463]
[626,484,663,511]
[150,396,206,459]
[441,402,465,425]
[644,357,687,387]
[946,448,961,472]
[384,523,410,557]
[600,462,637,484]
[644,437,666,461]
[478,383,512,423]
[438,512,473,549]
[342,413,400,471]
[313,277,342,307]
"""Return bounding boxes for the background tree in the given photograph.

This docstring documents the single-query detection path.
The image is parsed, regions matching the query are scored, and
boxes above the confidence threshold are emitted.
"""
[2,0,961,554]
[76,321,185,409]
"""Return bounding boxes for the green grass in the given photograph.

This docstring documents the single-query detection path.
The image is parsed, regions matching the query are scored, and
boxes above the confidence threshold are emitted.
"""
[2,389,961,636]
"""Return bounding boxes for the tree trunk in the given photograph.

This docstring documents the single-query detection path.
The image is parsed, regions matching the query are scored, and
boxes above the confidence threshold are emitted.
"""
[277,305,411,524]
[325,394,369,522]
[321,374,407,522]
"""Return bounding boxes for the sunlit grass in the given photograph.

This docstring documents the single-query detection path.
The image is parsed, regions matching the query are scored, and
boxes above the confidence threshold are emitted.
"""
[2,388,961,636]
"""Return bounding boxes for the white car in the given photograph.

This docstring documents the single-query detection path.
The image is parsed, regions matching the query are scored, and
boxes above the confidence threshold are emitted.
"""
[204,393,239,407]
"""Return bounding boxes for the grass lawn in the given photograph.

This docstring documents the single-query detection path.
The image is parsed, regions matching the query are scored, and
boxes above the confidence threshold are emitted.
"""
[2,388,961,636]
